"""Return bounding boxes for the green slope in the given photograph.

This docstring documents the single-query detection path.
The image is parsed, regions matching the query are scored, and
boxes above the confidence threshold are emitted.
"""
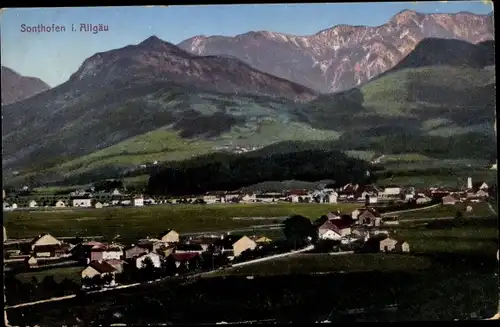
[4,66,495,187]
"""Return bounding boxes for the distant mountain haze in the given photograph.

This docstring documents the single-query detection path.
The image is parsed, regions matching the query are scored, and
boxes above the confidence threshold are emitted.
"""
[178,10,494,92]
[1,66,51,105]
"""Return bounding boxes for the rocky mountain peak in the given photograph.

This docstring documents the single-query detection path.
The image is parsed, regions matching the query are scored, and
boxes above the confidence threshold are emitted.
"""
[177,10,494,93]
[390,9,422,24]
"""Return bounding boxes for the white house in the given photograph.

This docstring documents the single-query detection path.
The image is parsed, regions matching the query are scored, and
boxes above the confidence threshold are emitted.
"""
[351,209,361,220]
[136,252,162,269]
[55,200,66,207]
[72,198,92,208]
[382,186,401,197]
[95,202,103,209]
[29,200,38,208]
[416,196,431,204]
[241,193,256,203]
[327,192,338,204]
[290,195,299,203]
[11,203,18,210]
[112,189,121,196]
[133,196,144,207]
[319,229,342,241]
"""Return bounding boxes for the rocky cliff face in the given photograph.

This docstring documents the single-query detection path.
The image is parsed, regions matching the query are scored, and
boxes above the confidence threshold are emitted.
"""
[1,66,50,105]
[178,10,494,93]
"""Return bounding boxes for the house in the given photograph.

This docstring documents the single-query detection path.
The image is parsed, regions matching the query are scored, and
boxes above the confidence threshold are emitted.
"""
[318,220,342,241]
[240,193,257,203]
[11,203,18,210]
[395,241,410,253]
[327,211,341,220]
[124,245,149,260]
[381,186,401,197]
[252,236,272,244]
[175,243,204,254]
[330,219,352,236]
[95,202,103,209]
[90,244,123,261]
[72,197,92,208]
[137,238,164,253]
[156,243,177,257]
[416,196,431,204]
[379,238,398,252]
[28,200,38,208]
[473,182,489,191]
[442,195,459,205]
[357,208,380,226]
[184,237,218,251]
[224,192,242,202]
[136,252,162,269]
[160,230,180,244]
[318,219,352,240]
[213,235,257,257]
[133,196,144,207]
[111,189,122,196]
[169,253,200,268]
[106,259,127,273]
[31,233,62,251]
[287,190,309,203]
[25,256,38,268]
[3,226,6,242]
[81,261,117,281]
[55,200,66,208]
[34,244,70,257]
[475,189,489,198]
[71,242,103,262]
[351,209,361,220]
[327,192,338,203]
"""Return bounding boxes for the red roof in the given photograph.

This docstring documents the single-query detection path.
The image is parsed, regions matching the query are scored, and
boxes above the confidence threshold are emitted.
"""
[170,253,200,262]
[330,219,353,230]
[89,260,116,273]
[287,189,308,196]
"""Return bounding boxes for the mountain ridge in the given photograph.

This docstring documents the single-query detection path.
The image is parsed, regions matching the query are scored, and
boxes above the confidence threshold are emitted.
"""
[1,66,51,105]
[178,10,494,92]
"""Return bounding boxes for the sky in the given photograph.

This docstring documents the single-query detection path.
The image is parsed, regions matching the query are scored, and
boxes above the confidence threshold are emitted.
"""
[0,1,494,87]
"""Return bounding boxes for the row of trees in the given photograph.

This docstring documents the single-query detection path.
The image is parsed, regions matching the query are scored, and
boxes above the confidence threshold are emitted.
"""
[148,148,373,195]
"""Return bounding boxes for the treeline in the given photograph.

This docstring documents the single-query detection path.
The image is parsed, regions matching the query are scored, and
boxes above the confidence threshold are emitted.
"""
[148,149,374,195]
[4,275,80,306]
[337,132,496,160]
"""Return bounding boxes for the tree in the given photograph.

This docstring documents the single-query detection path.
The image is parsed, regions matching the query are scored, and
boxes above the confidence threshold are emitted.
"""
[102,273,114,286]
[283,215,318,250]
[455,210,463,220]
[161,256,178,276]
[141,256,156,281]
[91,275,103,288]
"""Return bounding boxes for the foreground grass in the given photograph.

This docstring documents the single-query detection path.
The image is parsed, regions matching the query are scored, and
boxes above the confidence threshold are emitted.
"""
[211,253,432,277]
[3,203,358,240]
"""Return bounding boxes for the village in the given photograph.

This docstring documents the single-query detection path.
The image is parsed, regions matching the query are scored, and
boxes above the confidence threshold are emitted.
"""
[1,177,492,210]
[2,175,495,304]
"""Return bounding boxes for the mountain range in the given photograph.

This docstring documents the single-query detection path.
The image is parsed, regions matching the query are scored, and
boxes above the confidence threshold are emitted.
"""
[1,66,51,105]
[1,10,495,186]
[178,10,494,92]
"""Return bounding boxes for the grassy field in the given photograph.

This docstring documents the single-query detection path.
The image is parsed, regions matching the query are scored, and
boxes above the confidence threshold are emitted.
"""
[3,203,359,240]
[396,202,495,219]
[15,266,82,284]
[211,253,432,277]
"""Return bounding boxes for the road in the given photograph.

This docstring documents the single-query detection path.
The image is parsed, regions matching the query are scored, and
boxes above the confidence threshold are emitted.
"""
[380,203,440,217]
